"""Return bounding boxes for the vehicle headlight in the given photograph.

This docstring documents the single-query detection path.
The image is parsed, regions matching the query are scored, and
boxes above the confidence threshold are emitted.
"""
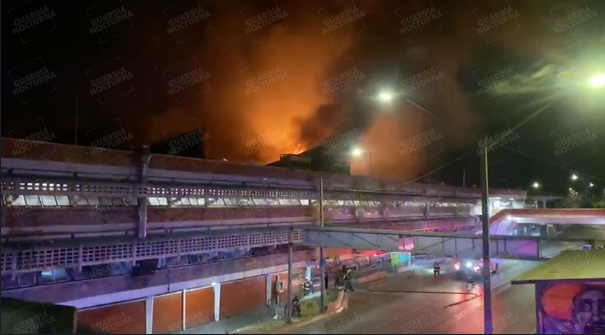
[466,261,473,268]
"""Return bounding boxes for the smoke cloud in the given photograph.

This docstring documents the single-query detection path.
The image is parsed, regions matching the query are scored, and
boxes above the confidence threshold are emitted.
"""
[6,0,600,182]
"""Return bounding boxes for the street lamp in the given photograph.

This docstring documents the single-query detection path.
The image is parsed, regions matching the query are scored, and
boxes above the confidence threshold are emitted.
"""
[571,174,579,181]
[351,146,371,175]
[589,182,594,188]
[378,92,393,103]
[532,182,540,189]
[399,78,598,334]
[351,147,364,157]
[589,74,605,88]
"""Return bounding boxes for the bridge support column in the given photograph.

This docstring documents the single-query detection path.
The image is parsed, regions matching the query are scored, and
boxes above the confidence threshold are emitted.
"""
[318,177,326,315]
[382,202,389,221]
[286,229,293,323]
[539,225,548,238]
[145,296,153,334]
[517,225,526,236]
[424,202,430,218]
[546,225,556,237]
[305,267,312,280]
[214,283,221,321]
[138,146,151,239]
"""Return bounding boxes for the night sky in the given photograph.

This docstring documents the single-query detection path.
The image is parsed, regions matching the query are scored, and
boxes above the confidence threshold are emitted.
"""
[2,0,604,195]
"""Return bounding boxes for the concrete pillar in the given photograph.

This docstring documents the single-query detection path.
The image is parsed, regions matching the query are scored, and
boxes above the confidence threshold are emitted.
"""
[266,275,272,306]
[425,202,430,218]
[137,192,148,238]
[382,201,389,220]
[214,283,221,321]
[145,296,153,334]
[286,234,293,323]
[305,267,312,280]
[546,225,556,237]
[138,146,151,239]
[355,207,364,223]
[182,289,186,331]
[539,225,548,238]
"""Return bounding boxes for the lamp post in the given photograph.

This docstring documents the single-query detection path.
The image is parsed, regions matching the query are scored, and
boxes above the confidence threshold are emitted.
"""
[351,147,371,176]
[480,135,493,334]
[319,177,325,314]
[374,72,603,334]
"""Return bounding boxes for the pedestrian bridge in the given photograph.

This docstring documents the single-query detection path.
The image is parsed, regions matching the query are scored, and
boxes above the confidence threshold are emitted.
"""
[302,227,601,260]
[2,226,601,276]
[487,208,605,235]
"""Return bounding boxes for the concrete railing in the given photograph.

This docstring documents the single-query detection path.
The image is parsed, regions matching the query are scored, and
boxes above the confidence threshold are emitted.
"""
[1,250,314,307]
[326,291,346,313]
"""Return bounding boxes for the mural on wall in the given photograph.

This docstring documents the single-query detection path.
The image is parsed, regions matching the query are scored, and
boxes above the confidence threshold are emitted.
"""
[538,282,605,334]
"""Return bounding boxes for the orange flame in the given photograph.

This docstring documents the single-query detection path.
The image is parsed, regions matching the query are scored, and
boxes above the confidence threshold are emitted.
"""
[293,144,304,155]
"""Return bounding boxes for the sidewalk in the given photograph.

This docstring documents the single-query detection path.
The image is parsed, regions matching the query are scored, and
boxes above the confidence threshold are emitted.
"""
[177,290,340,334]
[178,305,275,334]
[234,290,341,334]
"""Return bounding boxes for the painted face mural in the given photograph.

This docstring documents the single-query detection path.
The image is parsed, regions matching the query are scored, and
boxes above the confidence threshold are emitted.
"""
[539,283,605,334]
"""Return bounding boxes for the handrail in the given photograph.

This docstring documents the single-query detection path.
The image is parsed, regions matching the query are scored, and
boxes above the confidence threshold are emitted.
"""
[1,137,527,199]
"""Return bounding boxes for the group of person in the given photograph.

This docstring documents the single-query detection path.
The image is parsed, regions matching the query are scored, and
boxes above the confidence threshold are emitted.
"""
[319,265,355,292]
[291,265,355,318]
[330,265,354,292]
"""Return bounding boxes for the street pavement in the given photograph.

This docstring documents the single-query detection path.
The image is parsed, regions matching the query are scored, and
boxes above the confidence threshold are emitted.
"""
[287,224,605,334]
[289,259,540,334]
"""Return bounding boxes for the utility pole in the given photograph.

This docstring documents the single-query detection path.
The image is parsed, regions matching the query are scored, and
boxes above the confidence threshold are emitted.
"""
[319,177,325,313]
[480,135,493,334]
[286,227,293,323]
[462,170,466,188]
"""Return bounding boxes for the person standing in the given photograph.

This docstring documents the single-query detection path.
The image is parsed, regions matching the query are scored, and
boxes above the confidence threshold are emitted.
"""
[344,269,354,292]
[433,261,441,276]
[324,272,329,290]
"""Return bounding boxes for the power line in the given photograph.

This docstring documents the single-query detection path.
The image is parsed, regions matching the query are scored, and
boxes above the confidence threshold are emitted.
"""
[406,152,470,183]
[404,99,605,184]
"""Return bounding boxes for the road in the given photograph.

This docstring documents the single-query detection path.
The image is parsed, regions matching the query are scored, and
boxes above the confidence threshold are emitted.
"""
[290,258,540,334]
[288,224,604,334]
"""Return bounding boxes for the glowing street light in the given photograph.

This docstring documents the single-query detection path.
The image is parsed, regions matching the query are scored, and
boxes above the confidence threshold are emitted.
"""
[589,74,605,88]
[378,92,393,103]
[589,182,594,188]
[571,174,579,181]
[350,146,372,175]
[351,147,364,157]
[532,182,540,189]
